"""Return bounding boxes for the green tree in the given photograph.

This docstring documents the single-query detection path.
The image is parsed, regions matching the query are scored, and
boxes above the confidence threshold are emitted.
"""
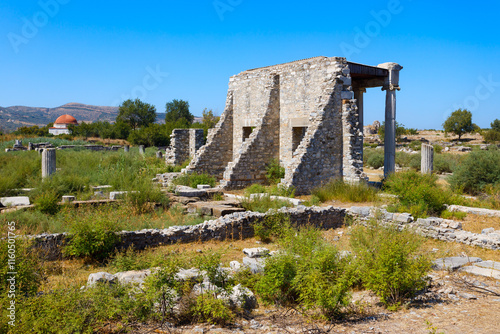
[191,108,220,139]
[491,119,500,132]
[165,99,193,124]
[443,109,473,140]
[378,121,407,140]
[117,98,157,130]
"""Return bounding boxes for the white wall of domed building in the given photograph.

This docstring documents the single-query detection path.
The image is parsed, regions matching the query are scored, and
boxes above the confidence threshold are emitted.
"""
[49,115,78,135]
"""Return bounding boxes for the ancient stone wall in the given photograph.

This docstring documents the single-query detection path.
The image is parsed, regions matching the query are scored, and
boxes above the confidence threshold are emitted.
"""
[185,91,234,178]
[220,74,281,188]
[342,100,367,183]
[165,129,204,165]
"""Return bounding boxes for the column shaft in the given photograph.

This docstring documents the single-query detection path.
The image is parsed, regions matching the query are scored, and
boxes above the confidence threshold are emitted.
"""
[384,89,396,178]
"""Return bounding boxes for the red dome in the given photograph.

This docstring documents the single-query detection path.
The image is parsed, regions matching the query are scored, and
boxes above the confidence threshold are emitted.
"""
[54,114,78,125]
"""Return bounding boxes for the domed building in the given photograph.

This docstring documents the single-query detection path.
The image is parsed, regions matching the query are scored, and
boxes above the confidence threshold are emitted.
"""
[49,114,78,135]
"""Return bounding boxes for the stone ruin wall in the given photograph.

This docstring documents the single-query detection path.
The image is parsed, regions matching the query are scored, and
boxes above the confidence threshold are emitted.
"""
[184,91,235,178]
[165,128,204,165]
[186,56,365,194]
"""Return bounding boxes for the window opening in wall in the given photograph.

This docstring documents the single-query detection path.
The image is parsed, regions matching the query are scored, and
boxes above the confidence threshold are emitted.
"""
[292,127,307,152]
[243,127,255,142]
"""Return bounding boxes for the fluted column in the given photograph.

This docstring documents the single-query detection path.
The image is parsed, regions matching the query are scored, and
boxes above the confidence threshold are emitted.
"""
[421,144,434,174]
[42,148,56,178]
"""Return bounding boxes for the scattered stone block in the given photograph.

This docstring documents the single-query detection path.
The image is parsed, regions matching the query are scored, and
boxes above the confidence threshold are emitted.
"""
[348,206,371,217]
[62,195,76,203]
[242,257,266,274]
[197,184,211,190]
[115,269,152,285]
[230,261,241,271]
[175,186,207,197]
[432,257,483,271]
[0,196,30,207]
[87,272,117,287]
[110,191,129,200]
[230,284,258,309]
[474,260,500,271]
[212,205,246,218]
[175,268,201,282]
[243,248,270,258]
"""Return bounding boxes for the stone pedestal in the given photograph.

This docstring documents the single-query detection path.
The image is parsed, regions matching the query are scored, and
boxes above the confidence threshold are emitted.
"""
[62,195,76,203]
[124,145,129,153]
[156,151,163,159]
[42,149,56,178]
[421,144,434,174]
[139,145,145,155]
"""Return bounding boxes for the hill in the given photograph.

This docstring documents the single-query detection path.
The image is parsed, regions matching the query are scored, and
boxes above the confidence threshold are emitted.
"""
[0,103,119,132]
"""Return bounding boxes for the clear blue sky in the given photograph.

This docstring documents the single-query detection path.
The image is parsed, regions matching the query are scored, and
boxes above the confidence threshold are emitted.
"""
[1,0,499,129]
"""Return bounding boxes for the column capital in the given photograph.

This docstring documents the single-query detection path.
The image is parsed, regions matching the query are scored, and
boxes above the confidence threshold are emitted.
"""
[378,62,403,91]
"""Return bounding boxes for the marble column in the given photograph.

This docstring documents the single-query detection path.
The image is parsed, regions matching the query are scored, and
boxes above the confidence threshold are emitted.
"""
[42,148,56,178]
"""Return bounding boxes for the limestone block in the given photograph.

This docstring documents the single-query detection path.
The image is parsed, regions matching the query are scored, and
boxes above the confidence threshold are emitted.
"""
[62,195,76,203]
[243,247,270,258]
[230,284,258,309]
[110,191,129,200]
[175,186,207,197]
[242,257,266,274]
[0,196,30,207]
[115,269,152,285]
[87,272,117,287]
[348,206,371,217]
[432,257,483,271]
[482,227,495,234]
[197,184,211,190]
[175,268,201,282]
[212,205,246,218]
[230,261,241,271]
[474,260,500,271]
[460,265,500,280]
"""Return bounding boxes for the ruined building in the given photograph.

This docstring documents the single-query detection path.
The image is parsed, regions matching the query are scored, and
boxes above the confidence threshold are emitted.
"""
[174,56,402,194]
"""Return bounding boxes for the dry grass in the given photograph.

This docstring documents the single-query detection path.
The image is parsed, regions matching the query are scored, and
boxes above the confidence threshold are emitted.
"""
[460,215,500,234]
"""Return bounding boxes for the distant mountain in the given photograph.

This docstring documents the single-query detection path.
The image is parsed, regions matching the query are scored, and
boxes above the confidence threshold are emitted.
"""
[0,103,119,132]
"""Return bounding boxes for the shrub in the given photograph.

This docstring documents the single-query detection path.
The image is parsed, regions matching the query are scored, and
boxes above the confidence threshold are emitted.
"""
[265,159,285,184]
[367,153,384,169]
[240,194,293,213]
[0,238,45,297]
[312,179,378,203]
[448,148,500,194]
[433,154,459,174]
[173,173,216,188]
[191,294,235,326]
[433,145,443,154]
[253,211,291,242]
[244,183,267,196]
[195,250,230,290]
[34,191,60,215]
[256,226,353,319]
[126,182,169,214]
[384,170,451,217]
[350,221,431,309]
[64,217,120,261]
[483,129,500,143]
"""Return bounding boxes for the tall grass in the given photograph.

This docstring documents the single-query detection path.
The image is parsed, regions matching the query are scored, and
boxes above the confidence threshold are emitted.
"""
[312,179,378,203]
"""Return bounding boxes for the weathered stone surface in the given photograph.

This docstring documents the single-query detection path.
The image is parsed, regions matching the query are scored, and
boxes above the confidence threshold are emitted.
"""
[61,195,76,203]
[460,265,500,280]
[432,257,483,271]
[42,148,56,178]
[165,129,204,165]
[175,268,201,282]
[243,248,270,258]
[175,186,207,197]
[230,284,257,309]
[243,257,266,274]
[115,269,152,285]
[0,196,30,207]
[110,191,129,200]
[474,260,500,271]
[197,185,211,190]
[447,205,500,218]
[87,272,117,287]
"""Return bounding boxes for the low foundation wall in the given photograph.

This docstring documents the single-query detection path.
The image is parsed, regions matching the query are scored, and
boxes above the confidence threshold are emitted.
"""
[29,206,346,260]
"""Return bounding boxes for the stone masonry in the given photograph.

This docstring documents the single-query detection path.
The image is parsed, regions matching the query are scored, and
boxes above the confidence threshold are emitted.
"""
[165,128,204,165]
[186,56,402,194]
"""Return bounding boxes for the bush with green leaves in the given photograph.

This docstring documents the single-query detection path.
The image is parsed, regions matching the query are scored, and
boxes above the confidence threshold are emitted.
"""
[265,159,285,184]
[63,217,120,261]
[253,211,291,242]
[350,221,431,309]
[240,194,293,213]
[190,293,235,326]
[448,148,500,194]
[384,170,452,217]
[34,191,60,215]
[256,226,353,319]
[311,179,378,203]
[173,172,216,188]
[367,153,384,169]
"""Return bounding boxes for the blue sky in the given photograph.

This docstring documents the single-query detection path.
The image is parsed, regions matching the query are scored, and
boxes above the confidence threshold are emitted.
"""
[1,0,499,129]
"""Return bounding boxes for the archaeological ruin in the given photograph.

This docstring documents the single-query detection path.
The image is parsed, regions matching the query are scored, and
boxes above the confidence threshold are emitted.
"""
[168,56,402,194]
